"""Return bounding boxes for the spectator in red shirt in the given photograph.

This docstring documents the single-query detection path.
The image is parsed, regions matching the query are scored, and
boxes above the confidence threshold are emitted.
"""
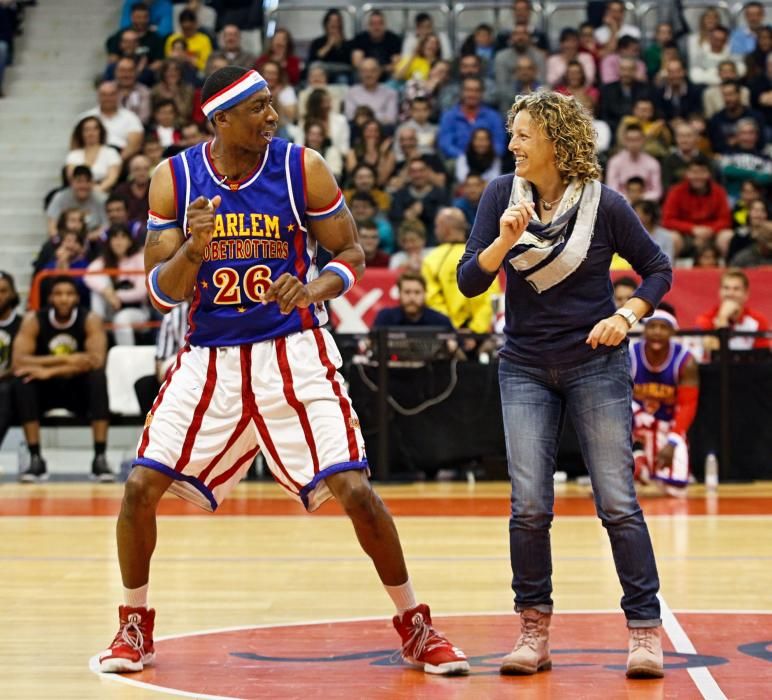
[661,155,733,258]
[358,219,390,268]
[696,268,770,352]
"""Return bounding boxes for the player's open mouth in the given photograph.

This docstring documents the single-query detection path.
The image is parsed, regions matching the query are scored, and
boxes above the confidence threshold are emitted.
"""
[262,130,275,142]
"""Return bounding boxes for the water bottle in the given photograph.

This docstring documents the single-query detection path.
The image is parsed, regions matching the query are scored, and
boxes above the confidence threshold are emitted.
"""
[704,453,719,492]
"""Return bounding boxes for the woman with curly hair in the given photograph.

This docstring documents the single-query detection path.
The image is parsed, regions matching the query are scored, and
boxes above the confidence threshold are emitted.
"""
[457,92,672,680]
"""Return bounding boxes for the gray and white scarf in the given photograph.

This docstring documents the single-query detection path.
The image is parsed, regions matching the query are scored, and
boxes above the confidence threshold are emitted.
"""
[507,176,602,293]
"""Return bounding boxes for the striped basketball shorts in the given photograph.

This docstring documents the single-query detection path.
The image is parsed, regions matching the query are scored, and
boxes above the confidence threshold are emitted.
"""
[135,327,368,511]
[632,409,689,488]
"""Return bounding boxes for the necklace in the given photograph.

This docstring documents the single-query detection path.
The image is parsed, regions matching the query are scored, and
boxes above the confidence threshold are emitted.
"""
[540,192,564,211]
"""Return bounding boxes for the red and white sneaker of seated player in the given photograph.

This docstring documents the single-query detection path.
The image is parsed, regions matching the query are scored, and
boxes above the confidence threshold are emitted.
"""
[633,449,651,485]
[99,605,156,673]
[393,603,470,675]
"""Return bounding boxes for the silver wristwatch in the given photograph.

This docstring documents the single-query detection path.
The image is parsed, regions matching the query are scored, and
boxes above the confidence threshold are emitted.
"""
[614,307,637,328]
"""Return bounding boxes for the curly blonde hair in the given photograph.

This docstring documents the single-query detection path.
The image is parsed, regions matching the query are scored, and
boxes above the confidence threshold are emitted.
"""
[507,91,601,183]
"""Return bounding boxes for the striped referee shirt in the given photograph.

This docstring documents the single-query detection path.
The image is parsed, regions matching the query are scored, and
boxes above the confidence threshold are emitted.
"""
[155,302,190,362]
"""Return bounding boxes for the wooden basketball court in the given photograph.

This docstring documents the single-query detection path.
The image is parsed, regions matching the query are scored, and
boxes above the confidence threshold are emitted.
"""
[1,480,771,699]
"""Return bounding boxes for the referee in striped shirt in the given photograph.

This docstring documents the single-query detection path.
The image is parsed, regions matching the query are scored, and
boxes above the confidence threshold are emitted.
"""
[134,302,190,416]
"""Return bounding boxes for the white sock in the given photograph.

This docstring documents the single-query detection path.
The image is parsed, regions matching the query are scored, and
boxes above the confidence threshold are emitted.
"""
[385,578,417,615]
[123,583,149,609]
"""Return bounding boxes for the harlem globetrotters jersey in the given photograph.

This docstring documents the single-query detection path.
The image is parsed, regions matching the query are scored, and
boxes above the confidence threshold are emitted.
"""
[165,137,337,347]
[629,340,693,423]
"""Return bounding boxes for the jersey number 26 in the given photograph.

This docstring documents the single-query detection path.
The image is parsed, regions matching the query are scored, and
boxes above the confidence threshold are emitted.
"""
[211,265,273,305]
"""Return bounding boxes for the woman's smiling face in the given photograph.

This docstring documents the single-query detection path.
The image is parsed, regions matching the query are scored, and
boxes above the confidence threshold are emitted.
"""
[508,110,556,179]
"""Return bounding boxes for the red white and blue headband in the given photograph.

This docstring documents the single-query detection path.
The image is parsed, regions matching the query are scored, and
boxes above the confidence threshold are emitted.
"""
[644,309,678,330]
[201,70,268,121]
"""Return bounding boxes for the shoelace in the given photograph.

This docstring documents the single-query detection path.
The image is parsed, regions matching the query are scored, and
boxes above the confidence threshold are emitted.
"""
[515,615,544,651]
[393,615,448,662]
[630,628,655,653]
[112,619,145,653]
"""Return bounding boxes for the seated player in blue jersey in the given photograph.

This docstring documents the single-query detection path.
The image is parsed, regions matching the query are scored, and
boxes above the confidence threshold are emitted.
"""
[98,66,469,678]
[629,304,700,497]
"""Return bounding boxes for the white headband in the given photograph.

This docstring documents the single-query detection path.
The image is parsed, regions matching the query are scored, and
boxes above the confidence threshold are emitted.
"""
[645,309,678,330]
[201,70,268,120]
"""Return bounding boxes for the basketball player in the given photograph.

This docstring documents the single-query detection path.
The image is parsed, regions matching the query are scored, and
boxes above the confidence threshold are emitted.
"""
[98,67,469,677]
[12,276,114,482]
[629,305,699,496]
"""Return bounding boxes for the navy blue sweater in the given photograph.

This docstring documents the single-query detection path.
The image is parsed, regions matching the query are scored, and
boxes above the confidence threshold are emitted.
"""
[457,176,672,367]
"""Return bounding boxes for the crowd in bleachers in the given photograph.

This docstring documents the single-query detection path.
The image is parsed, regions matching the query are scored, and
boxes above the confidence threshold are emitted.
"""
[0,0,770,484]
[7,0,772,346]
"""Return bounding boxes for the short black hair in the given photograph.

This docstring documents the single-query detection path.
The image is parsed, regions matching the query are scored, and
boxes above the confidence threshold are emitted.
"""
[658,301,677,316]
[49,276,80,295]
[687,153,712,169]
[0,271,19,309]
[633,199,659,221]
[359,218,378,231]
[130,2,149,14]
[153,97,177,113]
[559,27,578,42]
[626,176,645,187]
[415,12,431,25]
[350,191,377,207]
[71,165,93,181]
[201,66,250,108]
[614,276,637,290]
[106,193,129,208]
[617,35,639,50]
[720,78,741,91]
[179,8,197,24]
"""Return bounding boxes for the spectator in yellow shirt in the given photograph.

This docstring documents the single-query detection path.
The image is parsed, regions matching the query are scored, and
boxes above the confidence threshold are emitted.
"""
[422,207,501,333]
[164,9,212,74]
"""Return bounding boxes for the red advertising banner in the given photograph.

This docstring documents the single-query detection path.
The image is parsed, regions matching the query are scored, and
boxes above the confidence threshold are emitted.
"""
[329,267,772,331]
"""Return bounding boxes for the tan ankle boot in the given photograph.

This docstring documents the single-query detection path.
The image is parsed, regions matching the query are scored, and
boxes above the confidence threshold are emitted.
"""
[626,626,664,678]
[500,609,552,675]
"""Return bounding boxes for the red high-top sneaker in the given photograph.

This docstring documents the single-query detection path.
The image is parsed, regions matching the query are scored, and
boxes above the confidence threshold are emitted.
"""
[393,603,469,675]
[98,605,156,673]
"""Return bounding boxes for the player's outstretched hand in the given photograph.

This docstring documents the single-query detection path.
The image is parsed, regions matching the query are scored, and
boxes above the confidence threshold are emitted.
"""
[263,273,312,315]
[585,314,629,349]
[186,195,221,256]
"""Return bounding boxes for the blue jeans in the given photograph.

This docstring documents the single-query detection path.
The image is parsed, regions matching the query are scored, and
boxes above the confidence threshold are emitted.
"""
[499,347,661,627]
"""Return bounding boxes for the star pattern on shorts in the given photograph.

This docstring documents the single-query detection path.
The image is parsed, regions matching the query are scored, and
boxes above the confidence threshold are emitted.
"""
[287,223,295,232]
[200,280,209,289]
[237,306,247,313]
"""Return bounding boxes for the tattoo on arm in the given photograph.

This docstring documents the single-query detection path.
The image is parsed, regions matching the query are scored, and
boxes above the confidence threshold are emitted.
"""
[146,231,163,248]
[332,209,349,221]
